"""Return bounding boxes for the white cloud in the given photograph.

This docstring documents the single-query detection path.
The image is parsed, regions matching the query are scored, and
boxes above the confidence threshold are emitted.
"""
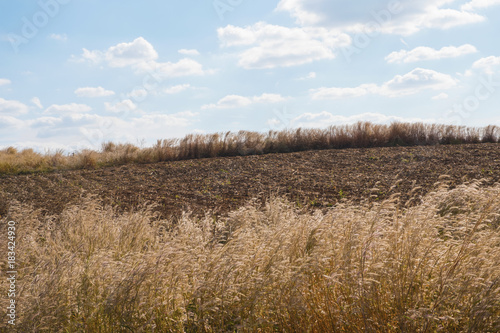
[432,92,449,100]
[77,48,103,64]
[253,93,287,103]
[285,112,436,129]
[128,88,149,99]
[472,56,500,73]
[311,68,458,99]
[31,97,43,109]
[311,84,379,100]
[0,98,29,115]
[0,116,24,129]
[49,33,68,41]
[218,22,351,69]
[30,116,62,128]
[75,37,158,67]
[386,44,478,63]
[202,95,252,110]
[0,78,11,86]
[2,110,199,152]
[178,49,200,56]
[164,84,191,94]
[105,37,158,68]
[137,58,213,78]
[202,93,286,110]
[44,103,92,115]
[74,38,213,78]
[104,99,137,113]
[75,86,115,98]
[374,68,458,97]
[27,111,198,151]
[462,0,500,11]
[298,72,317,80]
[131,113,194,129]
[267,111,436,129]
[276,0,485,36]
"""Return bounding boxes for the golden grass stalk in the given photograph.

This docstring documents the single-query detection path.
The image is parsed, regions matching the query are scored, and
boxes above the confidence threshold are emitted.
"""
[1,180,499,331]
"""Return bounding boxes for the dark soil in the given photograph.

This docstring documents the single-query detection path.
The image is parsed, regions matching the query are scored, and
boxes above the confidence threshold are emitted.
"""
[1,143,499,219]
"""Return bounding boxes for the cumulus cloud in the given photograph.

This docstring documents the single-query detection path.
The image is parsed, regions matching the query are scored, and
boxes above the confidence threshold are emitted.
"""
[136,58,213,78]
[298,72,317,80]
[164,84,191,94]
[218,22,351,69]
[44,103,92,115]
[0,78,11,86]
[311,84,379,100]
[202,95,252,110]
[386,44,478,63]
[276,0,485,36]
[202,93,286,110]
[0,116,24,129]
[288,111,437,129]
[30,116,62,128]
[178,49,200,56]
[31,97,43,109]
[130,113,194,129]
[432,92,449,100]
[127,88,149,100]
[0,98,29,115]
[74,37,213,78]
[382,68,458,96]
[471,56,500,74]
[26,111,199,151]
[75,86,115,98]
[104,99,137,113]
[462,0,500,11]
[311,68,458,99]
[1,109,200,152]
[78,37,158,68]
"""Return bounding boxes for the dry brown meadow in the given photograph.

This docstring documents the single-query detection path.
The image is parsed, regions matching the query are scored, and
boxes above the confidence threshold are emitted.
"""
[1,122,499,332]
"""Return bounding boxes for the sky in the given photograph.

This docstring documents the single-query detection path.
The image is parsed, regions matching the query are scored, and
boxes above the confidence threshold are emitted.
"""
[1,0,500,152]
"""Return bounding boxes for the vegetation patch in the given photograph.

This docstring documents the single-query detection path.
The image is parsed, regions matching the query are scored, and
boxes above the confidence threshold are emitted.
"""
[1,181,499,332]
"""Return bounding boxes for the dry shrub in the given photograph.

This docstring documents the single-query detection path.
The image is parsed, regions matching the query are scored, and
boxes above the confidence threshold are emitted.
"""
[0,147,50,174]
[1,181,499,332]
[1,122,500,175]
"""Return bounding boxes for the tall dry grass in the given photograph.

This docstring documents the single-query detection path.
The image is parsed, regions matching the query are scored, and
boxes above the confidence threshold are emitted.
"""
[1,122,499,175]
[1,180,499,332]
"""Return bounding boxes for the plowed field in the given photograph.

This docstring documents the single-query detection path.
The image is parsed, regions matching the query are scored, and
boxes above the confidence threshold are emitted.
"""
[1,143,499,219]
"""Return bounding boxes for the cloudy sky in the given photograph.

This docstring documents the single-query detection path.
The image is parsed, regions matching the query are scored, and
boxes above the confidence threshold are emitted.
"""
[1,0,500,152]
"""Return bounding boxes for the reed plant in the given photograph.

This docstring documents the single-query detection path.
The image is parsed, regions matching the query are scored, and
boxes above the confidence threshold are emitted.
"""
[1,122,499,175]
[1,180,499,332]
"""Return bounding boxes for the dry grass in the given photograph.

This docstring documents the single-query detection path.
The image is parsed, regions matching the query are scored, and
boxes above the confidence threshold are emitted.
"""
[1,180,499,332]
[1,122,499,175]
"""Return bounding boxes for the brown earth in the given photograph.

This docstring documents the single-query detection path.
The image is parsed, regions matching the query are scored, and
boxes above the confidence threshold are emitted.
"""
[1,143,499,220]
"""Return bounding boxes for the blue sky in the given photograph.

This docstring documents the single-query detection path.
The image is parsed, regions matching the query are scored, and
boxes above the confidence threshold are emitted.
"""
[1,0,500,152]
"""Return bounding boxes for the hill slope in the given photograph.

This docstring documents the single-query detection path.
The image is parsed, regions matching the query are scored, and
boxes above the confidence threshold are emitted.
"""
[1,143,499,219]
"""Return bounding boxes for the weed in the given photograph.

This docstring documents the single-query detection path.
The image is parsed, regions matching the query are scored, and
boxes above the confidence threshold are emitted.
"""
[1,122,499,175]
[1,182,499,331]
